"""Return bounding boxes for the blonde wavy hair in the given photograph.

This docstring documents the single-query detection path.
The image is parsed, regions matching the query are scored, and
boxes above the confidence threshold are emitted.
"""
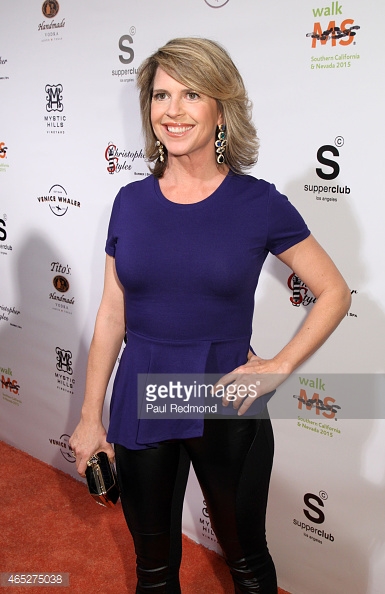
[136,37,259,177]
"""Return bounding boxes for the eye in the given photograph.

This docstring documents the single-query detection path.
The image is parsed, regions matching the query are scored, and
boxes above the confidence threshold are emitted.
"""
[152,92,168,101]
[186,91,200,100]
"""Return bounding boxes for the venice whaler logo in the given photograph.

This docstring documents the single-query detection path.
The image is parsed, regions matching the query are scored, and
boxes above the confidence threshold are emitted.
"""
[36,184,80,216]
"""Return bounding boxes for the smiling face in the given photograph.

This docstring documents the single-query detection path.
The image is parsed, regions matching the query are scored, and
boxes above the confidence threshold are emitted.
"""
[150,68,222,165]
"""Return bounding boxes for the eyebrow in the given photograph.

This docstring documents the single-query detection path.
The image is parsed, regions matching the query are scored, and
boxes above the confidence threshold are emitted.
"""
[152,87,198,94]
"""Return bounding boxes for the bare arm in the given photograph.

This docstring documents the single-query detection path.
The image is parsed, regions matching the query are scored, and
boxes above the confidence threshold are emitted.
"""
[69,255,125,475]
[220,235,352,414]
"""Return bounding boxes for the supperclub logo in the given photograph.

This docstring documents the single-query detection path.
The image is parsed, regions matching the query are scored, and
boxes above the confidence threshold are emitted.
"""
[303,137,351,204]
[0,141,9,173]
[287,272,358,317]
[44,84,66,134]
[112,30,139,83]
[1,365,22,407]
[37,184,80,216]
[39,1,65,42]
[0,214,13,256]
[49,261,74,314]
[204,0,230,7]
[55,347,75,394]
[293,490,335,545]
[105,142,145,175]
[307,4,361,71]
[49,433,76,463]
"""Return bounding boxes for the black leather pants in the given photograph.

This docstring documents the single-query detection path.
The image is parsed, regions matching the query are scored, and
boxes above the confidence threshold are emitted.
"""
[115,417,277,593]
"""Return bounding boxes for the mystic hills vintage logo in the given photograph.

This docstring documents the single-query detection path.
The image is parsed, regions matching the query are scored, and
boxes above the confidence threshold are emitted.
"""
[44,84,67,133]
[55,347,75,394]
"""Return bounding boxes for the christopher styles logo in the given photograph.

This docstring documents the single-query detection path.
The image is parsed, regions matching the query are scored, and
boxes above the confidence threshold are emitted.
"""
[199,500,218,544]
[45,85,66,133]
[105,142,145,175]
[1,366,22,407]
[55,347,75,394]
[293,491,335,545]
[49,433,76,463]
[287,273,315,307]
[50,260,74,314]
[0,142,9,173]
[288,273,358,318]
[37,184,80,216]
[303,137,351,203]
[112,30,138,83]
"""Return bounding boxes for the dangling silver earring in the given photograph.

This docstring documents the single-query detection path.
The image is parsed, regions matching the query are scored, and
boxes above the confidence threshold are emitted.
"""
[215,124,227,164]
[156,140,165,162]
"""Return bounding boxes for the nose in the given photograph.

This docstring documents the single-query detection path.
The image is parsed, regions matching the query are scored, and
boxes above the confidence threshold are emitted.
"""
[166,95,184,119]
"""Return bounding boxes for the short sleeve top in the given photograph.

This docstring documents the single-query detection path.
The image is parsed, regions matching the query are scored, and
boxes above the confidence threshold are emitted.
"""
[105,173,310,449]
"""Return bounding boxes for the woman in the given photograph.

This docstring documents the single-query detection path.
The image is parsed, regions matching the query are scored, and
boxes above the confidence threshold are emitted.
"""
[70,38,351,593]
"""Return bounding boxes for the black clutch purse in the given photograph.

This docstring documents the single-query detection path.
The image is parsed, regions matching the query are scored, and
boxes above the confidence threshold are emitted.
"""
[85,452,120,508]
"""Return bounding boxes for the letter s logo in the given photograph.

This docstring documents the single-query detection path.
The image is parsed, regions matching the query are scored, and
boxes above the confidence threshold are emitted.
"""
[316,145,340,180]
[0,219,6,242]
[119,35,134,64]
[303,493,325,524]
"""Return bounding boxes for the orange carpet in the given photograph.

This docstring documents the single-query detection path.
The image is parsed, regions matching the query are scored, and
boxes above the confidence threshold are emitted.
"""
[0,440,290,593]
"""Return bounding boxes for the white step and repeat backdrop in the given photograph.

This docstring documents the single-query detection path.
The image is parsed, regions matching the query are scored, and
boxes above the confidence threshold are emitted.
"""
[1,1,385,593]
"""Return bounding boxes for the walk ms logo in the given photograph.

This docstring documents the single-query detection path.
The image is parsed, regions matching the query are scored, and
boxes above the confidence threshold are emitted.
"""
[306,3,360,48]
[105,142,145,175]
[293,491,335,545]
[37,184,80,216]
[55,347,75,395]
[45,84,66,134]
[1,366,22,407]
[49,433,76,463]
[294,376,341,421]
